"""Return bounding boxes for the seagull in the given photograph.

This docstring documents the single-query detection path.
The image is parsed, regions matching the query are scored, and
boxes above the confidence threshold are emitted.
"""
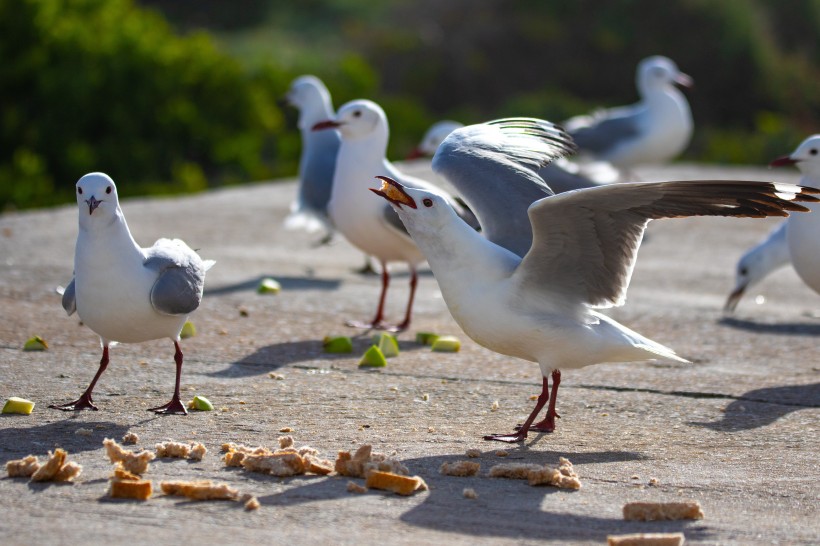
[723,220,789,312]
[312,99,478,331]
[370,119,818,442]
[406,120,464,159]
[565,55,693,169]
[283,75,340,243]
[52,173,215,414]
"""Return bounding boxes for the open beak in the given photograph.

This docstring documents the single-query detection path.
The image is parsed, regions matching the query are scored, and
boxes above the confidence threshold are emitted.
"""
[723,285,746,313]
[674,72,694,89]
[770,155,797,168]
[405,147,424,160]
[312,120,342,131]
[370,176,417,209]
[85,196,102,215]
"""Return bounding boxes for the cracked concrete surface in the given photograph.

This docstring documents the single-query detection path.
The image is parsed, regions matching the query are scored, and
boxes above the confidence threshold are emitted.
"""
[0,162,817,545]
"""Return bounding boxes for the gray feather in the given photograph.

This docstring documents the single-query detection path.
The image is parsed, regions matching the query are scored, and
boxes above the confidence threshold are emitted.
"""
[62,278,76,316]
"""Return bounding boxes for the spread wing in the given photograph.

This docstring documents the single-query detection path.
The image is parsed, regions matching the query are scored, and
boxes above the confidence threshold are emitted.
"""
[432,118,577,257]
[145,238,213,316]
[513,180,819,310]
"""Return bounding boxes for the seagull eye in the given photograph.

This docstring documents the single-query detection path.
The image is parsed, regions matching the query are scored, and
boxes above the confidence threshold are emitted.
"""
[739,266,748,276]
[106,186,112,194]
[353,110,361,118]
[77,187,83,195]
[810,148,818,156]
[422,198,433,208]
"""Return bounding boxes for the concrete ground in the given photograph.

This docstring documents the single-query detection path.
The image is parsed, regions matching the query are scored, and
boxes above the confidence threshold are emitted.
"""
[0,162,817,545]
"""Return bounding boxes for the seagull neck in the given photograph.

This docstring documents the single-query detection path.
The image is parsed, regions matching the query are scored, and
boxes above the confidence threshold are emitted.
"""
[77,207,141,259]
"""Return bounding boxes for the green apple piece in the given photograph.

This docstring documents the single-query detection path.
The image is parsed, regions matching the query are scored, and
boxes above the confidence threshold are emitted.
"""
[179,321,196,339]
[415,332,439,346]
[372,332,399,358]
[190,395,214,411]
[2,397,35,415]
[323,335,353,353]
[257,277,281,294]
[23,335,48,351]
[358,345,387,368]
[431,335,461,353]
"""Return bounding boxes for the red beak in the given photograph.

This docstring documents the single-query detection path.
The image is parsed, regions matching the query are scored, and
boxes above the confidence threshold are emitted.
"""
[370,176,417,209]
[674,72,694,89]
[770,155,797,168]
[312,120,341,131]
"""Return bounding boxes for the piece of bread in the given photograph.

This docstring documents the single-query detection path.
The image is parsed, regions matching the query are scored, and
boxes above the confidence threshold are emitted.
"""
[623,501,704,521]
[465,449,482,458]
[607,532,685,546]
[103,438,155,475]
[488,463,542,479]
[365,470,427,496]
[241,452,306,477]
[439,460,480,477]
[346,481,368,494]
[160,480,238,501]
[110,478,153,500]
[335,445,409,478]
[463,488,478,499]
[155,441,191,458]
[121,432,139,445]
[6,455,40,478]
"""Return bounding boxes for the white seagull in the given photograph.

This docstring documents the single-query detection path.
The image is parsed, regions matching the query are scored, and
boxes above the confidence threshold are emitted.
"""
[565,55,694,169]
[312,99,477,331]
[284,75,341,242]
[371,119,818,442]
[52,173,215,414]
[723,220,789,312]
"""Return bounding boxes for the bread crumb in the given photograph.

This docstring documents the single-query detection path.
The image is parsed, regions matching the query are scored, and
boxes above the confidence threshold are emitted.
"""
[241,494,261,511]
[74,428,93,436]
[242,452,306,477]
[278,435,294,449]
[121,432,139,445]
[463,487,478,499]
[103,438,155,475]
[365,470,427,496]
[491,400,499,411]
[109,477,152,500]
[347,481,368,494]
[529,394,538,401]
[279,427,293,433]
[6,455,40,478]
[631,474,641,480]
[30,449,82,482]
[648,477,659,486]
[335,444,409,478]
[189,443,207,461]
[269,373,284,380]
[161,480,238,501]
[440,460,480,477]
[490,458,581,489]
[495,450,509,457]
[155,441,191,458]
[304,455,334,475]
[607,532,685,546]
[623,501,704,521]
[489,463,542,479]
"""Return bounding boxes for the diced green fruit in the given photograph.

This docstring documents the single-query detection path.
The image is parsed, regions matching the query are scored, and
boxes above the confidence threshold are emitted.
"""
[431,335,461,353]
[372,332,399,358]
[415,332,439,346]
[257,278,281,294]
[189,395,214,411]
[323,336,353,353]
[179,321,196,339]
[2,397,35,415]
[358,345,387,368]
[23,336,48,351]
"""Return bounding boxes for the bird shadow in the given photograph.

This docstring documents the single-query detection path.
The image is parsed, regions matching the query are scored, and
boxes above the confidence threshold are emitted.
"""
[207,337,427,378]
[690,382,819,431]
[0,417,129,464]
[204,275,342,296]
[718,317,820,336]
[251,450,711,542]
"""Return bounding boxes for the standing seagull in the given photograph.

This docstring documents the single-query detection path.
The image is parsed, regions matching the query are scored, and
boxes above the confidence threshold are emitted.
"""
[283,75,340,243]
[371,120,818,442]
[313,99,477,331]
[566,56,693,169]
[52,173,215,414]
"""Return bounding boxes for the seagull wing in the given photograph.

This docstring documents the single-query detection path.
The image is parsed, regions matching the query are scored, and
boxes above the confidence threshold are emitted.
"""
[514,180,819,310]
[432,118,577,257]
[145,238,211,316]
[62,278,76,316]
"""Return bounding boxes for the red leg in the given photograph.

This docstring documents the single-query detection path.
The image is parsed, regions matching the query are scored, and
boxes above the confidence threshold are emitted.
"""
[484,375,550,443]
[394,265,417,333]
[529,369,561,432]
[346,261,394,330]
[147,341,188,415]
[50,345,109,411]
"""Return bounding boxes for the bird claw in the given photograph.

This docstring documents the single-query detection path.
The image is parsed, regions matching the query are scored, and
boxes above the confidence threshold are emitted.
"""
[49,395,98,411]
[147,398,188,415]
[515,413,559,433]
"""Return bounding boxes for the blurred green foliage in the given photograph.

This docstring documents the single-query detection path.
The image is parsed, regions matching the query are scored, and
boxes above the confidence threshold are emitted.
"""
[2,0,819,210]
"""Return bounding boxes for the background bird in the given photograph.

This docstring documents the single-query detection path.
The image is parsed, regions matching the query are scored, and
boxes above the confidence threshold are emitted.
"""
[53,172,215,414]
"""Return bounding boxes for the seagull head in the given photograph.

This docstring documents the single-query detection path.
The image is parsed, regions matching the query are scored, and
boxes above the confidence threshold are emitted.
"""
[75,172,119,219]
[407,120,464,159]
[371,176,454,236]
[724,250,767,313]
[637,56,693,94]
[313,99,387,141]
[285,75,328,109]
[770,135,820,178]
